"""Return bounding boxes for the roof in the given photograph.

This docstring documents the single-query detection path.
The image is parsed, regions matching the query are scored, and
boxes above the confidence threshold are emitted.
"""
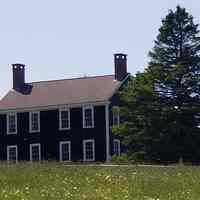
[0,75,122,111]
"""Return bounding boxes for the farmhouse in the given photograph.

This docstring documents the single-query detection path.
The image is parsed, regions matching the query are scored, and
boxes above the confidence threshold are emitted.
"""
[0,54,130,163]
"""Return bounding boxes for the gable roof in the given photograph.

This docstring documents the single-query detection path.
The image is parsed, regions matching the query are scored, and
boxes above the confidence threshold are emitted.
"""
[0,75,123,112]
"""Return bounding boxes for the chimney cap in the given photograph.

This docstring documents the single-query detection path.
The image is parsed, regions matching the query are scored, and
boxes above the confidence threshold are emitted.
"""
[12,64,25,70]
[114,53,127,60]
[12,63,25,67]
[114,53,127,56]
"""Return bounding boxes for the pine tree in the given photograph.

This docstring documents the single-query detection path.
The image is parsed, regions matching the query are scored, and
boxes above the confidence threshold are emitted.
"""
[115,6,200,162]
[149,6,200,104]
[148,6,200,162]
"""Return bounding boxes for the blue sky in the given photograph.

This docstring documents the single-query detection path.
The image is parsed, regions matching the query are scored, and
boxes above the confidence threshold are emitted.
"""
[0,0,199,98]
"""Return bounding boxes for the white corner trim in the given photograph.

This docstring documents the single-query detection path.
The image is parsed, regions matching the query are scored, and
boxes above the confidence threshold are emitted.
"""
[30,143,41,162]
[29,111,40,133]
[59,108,71,130]
[6,113,17,135]
[59,141,71,161]
[105,103,111,161]
[83,139,95,161]
[82,106,94,128]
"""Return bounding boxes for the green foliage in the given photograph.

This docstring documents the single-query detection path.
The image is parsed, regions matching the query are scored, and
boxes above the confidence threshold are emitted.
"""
[111,153,134,164]
[114,6,200,162]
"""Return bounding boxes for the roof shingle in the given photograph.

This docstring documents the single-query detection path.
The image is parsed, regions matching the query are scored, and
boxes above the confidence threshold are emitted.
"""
[0,75,121,111]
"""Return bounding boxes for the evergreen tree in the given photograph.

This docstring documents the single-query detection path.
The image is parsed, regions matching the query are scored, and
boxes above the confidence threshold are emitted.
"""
[148,5,200,161]
[114,6,200,162]
[149,5,200,103]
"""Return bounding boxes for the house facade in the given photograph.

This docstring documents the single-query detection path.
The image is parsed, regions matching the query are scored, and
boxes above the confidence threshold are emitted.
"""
[0,54,130,163]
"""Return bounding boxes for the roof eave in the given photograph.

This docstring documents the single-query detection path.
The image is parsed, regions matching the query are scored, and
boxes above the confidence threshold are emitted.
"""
[0,100,110,114]
[108,73,131,101]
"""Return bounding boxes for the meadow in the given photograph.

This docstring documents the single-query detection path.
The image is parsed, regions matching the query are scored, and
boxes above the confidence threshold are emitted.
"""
[0,163,200,200]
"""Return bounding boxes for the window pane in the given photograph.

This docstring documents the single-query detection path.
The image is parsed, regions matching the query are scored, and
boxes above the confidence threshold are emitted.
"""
[61,111,68,119]
[84,108,93,127]
[61,143,70,161]
[85,141,94,160]
[114,140,120,156]
[31,145,40,161]
[8,147,17,163]
[113,112,120,126]
[9,115,16,133]
[60,110,69,129]
[31,113,39,131]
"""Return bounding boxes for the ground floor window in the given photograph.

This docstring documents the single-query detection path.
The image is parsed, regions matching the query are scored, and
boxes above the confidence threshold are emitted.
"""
[113,139,121,156]
[83,139,95,161]
[59,141,71,161]
[7,145,18,163]
[30,143,41,162]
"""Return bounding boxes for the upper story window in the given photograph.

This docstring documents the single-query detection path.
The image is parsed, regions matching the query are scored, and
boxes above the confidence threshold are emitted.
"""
[83,106,94,128]
[29,111,40,133]
[113,107,120,127]
[7,113,17,134]
[59,108,70,130]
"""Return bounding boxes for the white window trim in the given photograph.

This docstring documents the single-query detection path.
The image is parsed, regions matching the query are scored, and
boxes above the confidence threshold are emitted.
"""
[113,139,121,156]
[83,139,95,161]
[7,145,18,163]
[30,143,41,162]
[29,111,40,133]
[59,108,70,130]
[82,106,94,128]
[113,109,120,127]
[7,113,17,135]
[59,141,71,161]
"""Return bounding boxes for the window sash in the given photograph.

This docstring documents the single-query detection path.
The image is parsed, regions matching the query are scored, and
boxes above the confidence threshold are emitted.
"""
[30,144,41,161]
[83,140,95,161]
[30,112,40,132]
[59,109,70,130]
[113,111,120,126]
[83,107,94,128]
[113,139,120,156]
[59,141,71,161]
[7,114,17,134]
[7,146,18,163]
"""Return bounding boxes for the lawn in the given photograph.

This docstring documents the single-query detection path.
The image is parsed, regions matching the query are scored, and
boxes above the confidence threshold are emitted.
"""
[0,163,199,200]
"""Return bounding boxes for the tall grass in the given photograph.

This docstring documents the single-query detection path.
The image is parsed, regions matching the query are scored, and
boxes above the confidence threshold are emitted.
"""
[0,162,199,199]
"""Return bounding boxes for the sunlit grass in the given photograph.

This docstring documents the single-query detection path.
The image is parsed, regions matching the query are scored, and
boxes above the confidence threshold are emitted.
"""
[0,162,199,199]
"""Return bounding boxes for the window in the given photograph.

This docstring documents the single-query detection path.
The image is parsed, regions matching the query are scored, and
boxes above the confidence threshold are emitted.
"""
[83,106,94,128]
[30,143,41,162]
[7,113,17,134]
[59,108,70,130]
[29,112,40,133]
[59,141,71,161]
[7,145,18,163]
[113,107,120,127]
[113,139,121,156]
[83,139,95,161]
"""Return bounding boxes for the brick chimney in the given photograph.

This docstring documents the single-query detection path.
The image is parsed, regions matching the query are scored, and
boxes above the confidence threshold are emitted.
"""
[114,53,127,81]
[12,64,25,91]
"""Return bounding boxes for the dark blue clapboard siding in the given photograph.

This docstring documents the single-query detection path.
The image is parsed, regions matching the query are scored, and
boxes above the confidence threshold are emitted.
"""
[0,105,107,161]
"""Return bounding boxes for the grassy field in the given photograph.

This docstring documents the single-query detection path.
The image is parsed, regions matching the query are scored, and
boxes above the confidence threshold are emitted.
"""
[0,163,199,200]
